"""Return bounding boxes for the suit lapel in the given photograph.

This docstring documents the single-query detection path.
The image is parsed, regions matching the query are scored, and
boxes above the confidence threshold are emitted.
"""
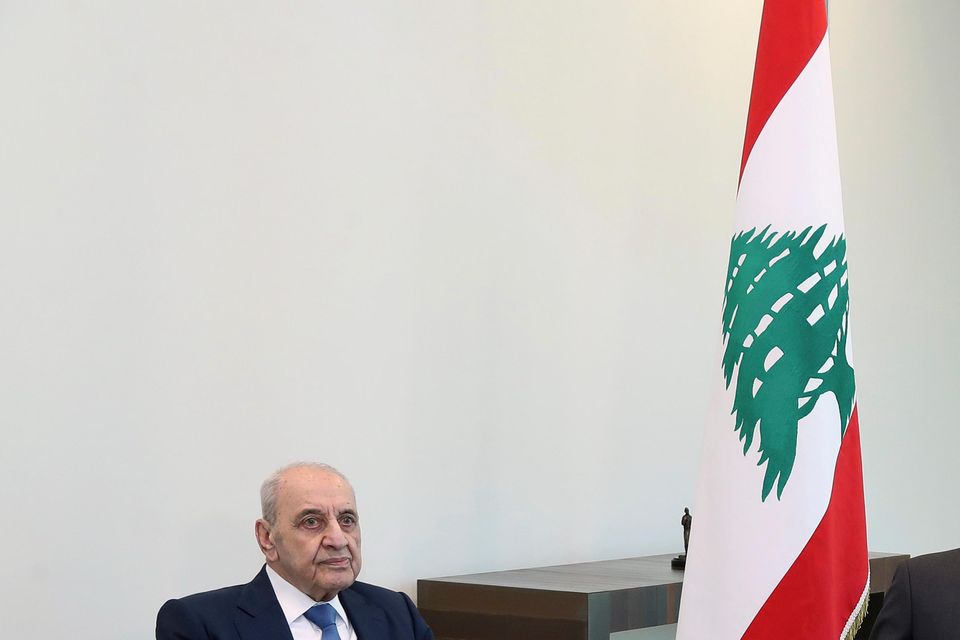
[341,586,389,640]
[234,566,295,640]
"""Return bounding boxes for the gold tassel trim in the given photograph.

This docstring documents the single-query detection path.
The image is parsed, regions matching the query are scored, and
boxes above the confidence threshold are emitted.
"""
[843,573,871,640]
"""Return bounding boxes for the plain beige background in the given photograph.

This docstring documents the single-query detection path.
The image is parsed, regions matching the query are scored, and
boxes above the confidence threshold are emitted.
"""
[1,2,957,637]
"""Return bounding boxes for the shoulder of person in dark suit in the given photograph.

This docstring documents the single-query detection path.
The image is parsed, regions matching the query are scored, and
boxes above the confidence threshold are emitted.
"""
[869,547,960,640]
[344,580,433,639]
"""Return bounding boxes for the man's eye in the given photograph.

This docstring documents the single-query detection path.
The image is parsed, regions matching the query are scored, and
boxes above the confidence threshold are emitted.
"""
[339,515,357,528]
[301,517,321,529]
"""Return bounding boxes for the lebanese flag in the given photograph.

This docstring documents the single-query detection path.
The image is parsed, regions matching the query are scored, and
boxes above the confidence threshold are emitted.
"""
[675,2,870,639]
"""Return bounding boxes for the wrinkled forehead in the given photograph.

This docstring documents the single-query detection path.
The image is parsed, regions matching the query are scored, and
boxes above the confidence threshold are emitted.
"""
[276,468,357,513]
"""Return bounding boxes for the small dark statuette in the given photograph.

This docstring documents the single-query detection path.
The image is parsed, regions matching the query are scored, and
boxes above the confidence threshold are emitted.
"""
[672,507,693,569]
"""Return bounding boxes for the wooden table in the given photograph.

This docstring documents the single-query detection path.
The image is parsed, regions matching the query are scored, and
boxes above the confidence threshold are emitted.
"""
[418,552,908,640]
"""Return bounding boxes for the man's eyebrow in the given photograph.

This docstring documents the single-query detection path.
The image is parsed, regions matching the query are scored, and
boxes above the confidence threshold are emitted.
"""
[292,506,358,519]
[293,507,328,519]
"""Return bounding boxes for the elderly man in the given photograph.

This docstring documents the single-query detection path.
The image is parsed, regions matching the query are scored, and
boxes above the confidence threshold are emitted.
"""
[157,462,434,639]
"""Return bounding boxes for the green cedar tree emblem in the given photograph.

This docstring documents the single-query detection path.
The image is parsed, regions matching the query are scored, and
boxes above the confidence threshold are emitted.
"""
[721,225,855,501]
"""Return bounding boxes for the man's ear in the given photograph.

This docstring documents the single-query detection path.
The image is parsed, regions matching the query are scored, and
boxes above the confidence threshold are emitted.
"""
[255,519,278,561]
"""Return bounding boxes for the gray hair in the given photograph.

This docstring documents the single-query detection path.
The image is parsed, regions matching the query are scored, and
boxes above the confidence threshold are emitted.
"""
[260,462,351,524]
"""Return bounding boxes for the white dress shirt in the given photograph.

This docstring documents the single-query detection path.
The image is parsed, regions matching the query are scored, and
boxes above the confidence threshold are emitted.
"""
[265,565,358,640]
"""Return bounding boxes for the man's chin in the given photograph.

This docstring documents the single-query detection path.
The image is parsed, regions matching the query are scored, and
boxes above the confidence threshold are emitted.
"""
[319,566,358,585]
[310,574,356,601]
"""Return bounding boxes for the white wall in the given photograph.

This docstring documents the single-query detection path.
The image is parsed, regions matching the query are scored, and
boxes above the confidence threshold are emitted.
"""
[1,2,956,637]
[830,2,960,556]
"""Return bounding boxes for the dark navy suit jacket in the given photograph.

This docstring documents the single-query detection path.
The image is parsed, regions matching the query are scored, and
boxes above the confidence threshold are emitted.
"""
[869,548,960,640]
[156,567,434,640]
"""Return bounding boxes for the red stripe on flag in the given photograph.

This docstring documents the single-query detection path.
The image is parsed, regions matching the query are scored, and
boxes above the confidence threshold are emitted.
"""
[739,1,828,184]
[741,405,869,639]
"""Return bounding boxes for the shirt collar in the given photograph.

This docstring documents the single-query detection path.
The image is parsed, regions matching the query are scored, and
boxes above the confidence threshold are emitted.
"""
[264,564,349,626]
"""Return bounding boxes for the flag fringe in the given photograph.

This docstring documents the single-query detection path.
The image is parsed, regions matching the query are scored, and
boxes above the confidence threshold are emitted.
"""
[841,570,871,640]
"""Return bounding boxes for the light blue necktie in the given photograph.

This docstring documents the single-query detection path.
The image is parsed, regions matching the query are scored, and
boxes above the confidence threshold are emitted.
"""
[303,603,342,640]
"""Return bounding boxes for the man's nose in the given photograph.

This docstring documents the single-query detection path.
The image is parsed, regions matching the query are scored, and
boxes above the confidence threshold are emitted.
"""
[323,522,348,548]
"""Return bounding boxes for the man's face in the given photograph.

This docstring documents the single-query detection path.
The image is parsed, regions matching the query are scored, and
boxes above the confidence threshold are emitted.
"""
[255,468,362,601]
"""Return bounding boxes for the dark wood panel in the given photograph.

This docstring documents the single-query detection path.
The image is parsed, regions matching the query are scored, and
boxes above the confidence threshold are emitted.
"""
[605,582,683,632]
[422,609,587,640]
[418,581,587,619]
